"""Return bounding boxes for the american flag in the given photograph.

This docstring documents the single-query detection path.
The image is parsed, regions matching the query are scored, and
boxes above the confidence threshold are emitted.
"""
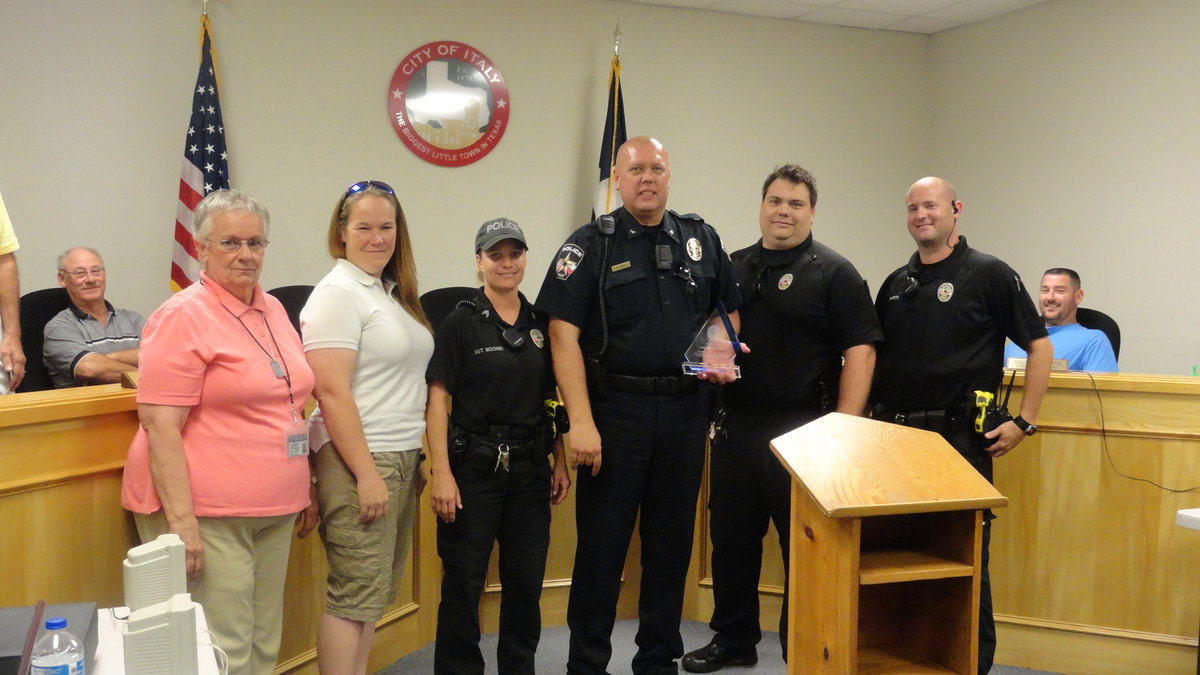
[171,14,230,292]
[592,49,626,220]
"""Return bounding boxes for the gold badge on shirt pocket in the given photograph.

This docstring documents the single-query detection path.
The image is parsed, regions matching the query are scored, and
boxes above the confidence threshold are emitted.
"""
[778,273,794,291]
[937,282,955,302]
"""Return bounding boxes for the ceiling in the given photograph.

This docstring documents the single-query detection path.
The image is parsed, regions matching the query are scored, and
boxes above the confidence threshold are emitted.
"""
[606,0,1054,34]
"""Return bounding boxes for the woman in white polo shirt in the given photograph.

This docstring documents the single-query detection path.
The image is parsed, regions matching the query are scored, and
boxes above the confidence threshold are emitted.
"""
[300,180,433,675]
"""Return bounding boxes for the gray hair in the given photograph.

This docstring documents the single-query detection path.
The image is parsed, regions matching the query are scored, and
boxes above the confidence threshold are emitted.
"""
[56,246,104,272]
[193,189,271,243]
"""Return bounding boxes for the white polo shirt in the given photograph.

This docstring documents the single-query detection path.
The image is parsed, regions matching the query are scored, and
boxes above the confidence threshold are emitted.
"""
[301,259,434,453]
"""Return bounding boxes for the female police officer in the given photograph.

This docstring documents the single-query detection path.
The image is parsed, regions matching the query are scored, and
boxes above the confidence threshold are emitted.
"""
[425,217,571,674]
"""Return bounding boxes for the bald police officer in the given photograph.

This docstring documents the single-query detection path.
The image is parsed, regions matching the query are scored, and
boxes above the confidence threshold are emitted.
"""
[872,177,1052,674]
[537,136,742,674]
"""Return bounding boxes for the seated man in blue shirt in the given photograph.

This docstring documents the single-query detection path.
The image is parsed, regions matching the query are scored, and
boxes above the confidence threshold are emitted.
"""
[1004,268,1117,372]
[44,247,145,387]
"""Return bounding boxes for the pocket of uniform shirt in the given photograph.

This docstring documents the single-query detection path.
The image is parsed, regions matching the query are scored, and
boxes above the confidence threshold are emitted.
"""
[684,261,716,310]
[603,267,651,317]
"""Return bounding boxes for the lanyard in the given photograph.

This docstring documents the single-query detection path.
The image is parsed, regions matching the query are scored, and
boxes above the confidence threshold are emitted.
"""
[204,280,299,422]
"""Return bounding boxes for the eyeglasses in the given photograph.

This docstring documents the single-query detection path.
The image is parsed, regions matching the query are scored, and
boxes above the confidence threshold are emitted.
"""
[61,267,105,280]
[206,237,270,252]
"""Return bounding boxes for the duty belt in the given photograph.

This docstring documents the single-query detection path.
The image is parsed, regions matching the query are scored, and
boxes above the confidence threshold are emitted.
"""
[873,405,973,434]
[481,424,540,440]
[601,372,699,396]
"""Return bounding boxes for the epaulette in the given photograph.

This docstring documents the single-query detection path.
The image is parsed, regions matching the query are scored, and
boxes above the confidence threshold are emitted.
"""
[672,211,705,222]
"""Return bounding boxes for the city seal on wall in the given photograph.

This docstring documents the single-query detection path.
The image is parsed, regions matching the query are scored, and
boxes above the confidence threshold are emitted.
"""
[388,40,510,167]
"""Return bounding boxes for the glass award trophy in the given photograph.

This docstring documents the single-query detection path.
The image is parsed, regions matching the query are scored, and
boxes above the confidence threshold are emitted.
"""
[682,305,742,379]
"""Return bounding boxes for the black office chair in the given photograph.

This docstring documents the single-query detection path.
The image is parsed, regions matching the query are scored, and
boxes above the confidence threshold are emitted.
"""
[1075,307,1120,361]
[266,284,314,337]
[419,286,477,333]
[16,287,71,393]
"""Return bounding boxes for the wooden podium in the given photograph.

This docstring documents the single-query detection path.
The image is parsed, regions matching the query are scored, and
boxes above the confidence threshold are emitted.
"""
[770,413,1007,674]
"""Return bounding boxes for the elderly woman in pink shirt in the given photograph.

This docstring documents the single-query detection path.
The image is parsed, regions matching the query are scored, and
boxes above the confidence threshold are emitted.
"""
[122,189,316,675]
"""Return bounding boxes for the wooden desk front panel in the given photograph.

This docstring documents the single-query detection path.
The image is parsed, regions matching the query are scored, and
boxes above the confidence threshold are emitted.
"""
[993,373,1200,672]
[0,386,435,674]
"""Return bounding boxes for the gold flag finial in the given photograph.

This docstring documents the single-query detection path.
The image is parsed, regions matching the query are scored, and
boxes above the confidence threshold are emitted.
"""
[613,23,622,56]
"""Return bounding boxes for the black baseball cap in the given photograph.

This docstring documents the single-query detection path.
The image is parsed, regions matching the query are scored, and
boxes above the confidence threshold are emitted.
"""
[475,217,528,253]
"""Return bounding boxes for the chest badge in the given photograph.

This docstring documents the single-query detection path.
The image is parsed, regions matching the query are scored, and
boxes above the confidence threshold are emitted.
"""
[777,273,794,291]
[530,328,545,349]
[686,237,702,261]
[937,282,955,302]
[555,244,584,280]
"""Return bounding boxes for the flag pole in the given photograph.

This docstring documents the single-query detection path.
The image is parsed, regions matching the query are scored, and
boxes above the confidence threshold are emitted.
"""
[596,24,626,217]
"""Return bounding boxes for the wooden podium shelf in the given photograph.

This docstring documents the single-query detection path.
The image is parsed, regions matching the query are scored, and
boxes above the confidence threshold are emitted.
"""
[772,413,1006,674]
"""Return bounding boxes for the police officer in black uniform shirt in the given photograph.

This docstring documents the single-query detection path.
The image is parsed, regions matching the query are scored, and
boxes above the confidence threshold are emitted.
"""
[872,176,1053,675]
[426,218,571,674]
[682,165,881,673]
[536,136,742,675]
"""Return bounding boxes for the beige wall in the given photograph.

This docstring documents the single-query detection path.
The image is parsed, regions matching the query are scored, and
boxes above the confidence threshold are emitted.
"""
[928,0,1200,375]
[0,0,925,329]
[2,0,1193,374]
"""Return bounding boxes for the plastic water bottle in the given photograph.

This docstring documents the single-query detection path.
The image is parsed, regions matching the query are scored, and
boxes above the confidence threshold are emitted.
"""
[29,617,85,675]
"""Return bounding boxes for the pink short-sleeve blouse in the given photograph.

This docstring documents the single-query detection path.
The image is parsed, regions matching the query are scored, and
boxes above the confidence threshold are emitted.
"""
[122,274,315,517]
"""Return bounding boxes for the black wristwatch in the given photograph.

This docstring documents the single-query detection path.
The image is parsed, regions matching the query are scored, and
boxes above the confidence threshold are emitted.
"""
[1013,415,1038,436]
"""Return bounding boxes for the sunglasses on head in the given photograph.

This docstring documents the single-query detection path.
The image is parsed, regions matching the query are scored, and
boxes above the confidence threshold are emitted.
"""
[338,180,396,211]
[345,180,395,197]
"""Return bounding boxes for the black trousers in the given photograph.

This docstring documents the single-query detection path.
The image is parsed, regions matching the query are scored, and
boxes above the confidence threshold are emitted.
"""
[939,428,996,675]
[434,442,552,675]
[706,407,821,657]
[566,387,712,675]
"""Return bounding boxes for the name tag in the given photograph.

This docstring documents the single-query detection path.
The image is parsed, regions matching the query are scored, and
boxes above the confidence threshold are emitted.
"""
[285,420,309,457]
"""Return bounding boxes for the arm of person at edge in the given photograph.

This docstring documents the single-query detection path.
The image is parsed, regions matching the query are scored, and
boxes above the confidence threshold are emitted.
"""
[836,343,876,416]
[306,348,390,523]
[984,335,1052,457]
[549,404,571,505]
[295,449,320,540]
[0,252,25,389]
[294,390,320,540]
[695,309,750,384]
[74,348,140,384]
[424,380,461,523]
[548,317,602,476]
[139,403,203,580]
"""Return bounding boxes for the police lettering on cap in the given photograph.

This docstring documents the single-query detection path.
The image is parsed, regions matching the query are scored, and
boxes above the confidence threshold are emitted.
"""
[475,217,528,253]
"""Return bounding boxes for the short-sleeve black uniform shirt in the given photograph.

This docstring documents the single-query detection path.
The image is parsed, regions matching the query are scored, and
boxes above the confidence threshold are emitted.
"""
[725,235,882,412]
[425,288,553,435]
[535,207,741,376]
[872,237,1047,412]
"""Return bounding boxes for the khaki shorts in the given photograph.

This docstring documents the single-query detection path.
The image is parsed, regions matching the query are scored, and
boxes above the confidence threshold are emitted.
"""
[315,444,423,622]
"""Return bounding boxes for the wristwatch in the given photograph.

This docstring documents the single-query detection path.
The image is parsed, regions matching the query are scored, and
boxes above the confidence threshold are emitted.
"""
[1013,415,1038,436]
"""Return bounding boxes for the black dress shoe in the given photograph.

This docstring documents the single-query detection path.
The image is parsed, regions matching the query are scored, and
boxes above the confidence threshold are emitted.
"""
[680,642,758,673]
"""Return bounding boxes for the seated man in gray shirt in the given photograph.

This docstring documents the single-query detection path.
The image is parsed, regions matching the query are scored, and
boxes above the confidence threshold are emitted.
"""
[44,247,145,387]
